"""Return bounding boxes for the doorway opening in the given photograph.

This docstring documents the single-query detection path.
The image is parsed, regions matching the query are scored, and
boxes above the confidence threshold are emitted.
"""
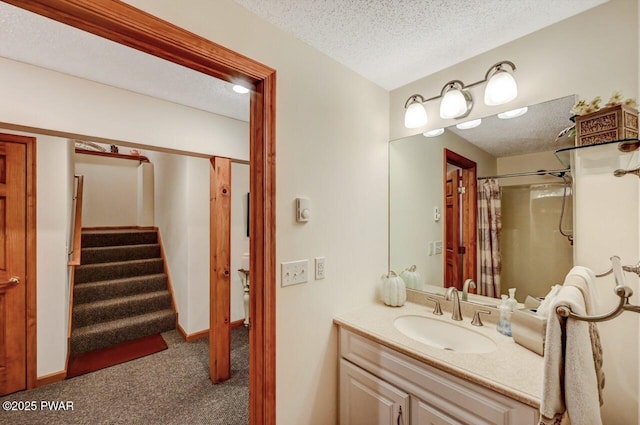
[443,149,477,290]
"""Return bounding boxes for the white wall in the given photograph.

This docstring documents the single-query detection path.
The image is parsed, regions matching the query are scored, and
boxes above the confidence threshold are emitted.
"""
[74,154,140,227]
[0,57,249,160]
[390,130,496,288]
[392,1,639,423]
[137,162,155,227]
[390,0,638,141]
[230,163,250,324]
[122,1,390,423]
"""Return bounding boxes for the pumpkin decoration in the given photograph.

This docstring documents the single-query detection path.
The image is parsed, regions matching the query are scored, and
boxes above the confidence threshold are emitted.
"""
[381,270,406,307]
[400,265,421,290]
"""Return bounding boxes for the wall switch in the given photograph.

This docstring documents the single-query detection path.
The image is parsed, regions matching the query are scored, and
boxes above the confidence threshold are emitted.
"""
[281,260,309,286]
[296,198,311,222]
[428,241,434,256]
[434,241,443,255]
[315,257,326,280]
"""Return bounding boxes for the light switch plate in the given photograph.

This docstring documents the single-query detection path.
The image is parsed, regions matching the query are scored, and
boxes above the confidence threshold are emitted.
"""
[281,260,308,286]
[315,257,325,280]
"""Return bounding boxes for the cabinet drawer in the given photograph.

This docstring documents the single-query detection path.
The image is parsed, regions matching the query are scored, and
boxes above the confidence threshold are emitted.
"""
[339,328,538,425]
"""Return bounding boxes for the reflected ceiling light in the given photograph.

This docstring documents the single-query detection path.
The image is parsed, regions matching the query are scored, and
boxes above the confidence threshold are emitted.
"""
[232,84,250,94]
[439,81,473,119]
[498,106,528,119]
[455,119,482,130]
[403,60,517,128]
[404,94,428,128]
[423,128,445,137]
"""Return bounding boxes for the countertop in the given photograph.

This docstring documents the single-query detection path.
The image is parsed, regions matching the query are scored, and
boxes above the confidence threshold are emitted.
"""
[334,301,544,408]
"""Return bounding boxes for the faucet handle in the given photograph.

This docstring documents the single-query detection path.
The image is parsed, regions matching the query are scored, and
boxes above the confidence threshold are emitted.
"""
[471,309,491,327]
[426,297,443,316]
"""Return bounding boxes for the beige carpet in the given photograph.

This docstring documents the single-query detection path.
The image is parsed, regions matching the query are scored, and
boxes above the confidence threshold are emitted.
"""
[0,327,248,425]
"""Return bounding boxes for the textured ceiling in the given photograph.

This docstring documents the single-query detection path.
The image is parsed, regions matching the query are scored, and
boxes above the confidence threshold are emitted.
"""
[0,2,250,122]
[449,95,576,157]
[0,1,604,141]
[232,0,607,90]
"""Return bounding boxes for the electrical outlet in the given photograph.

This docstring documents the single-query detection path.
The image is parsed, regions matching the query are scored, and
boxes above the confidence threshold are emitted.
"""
[281,260,308,286]
[315,257,326,280]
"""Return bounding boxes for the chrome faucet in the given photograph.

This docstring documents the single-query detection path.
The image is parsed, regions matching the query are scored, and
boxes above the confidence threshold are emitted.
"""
[445,287,463,321]
[462,279,476,302]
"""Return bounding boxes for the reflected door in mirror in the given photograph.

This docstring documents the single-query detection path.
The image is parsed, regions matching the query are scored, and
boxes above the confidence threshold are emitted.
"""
[445,169,461,289]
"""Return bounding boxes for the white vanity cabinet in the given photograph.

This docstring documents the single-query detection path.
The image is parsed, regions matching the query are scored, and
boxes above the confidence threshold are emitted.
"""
[338,327,538,425]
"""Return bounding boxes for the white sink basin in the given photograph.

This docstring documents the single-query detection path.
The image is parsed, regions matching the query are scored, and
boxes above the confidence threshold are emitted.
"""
[393,315,497,353]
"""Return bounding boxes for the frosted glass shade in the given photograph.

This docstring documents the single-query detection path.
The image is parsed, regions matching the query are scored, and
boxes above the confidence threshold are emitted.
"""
[484,70,517,105]
[404,101,428,128]
[455,119,482,130]
[423,128,445,137]
[440,88,469,119]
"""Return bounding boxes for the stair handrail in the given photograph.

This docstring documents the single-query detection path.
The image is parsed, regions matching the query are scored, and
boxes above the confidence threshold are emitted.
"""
[68,175,84,266]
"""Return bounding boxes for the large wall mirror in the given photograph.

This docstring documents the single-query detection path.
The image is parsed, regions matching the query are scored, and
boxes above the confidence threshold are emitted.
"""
[390,95,577,304]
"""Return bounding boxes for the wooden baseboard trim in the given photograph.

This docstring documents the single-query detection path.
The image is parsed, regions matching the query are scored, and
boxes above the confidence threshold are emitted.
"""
[36,370,67,387]
[177,319,244,342]
[231,319,245,329]
[82,225,156,231]
[177,323,209,342]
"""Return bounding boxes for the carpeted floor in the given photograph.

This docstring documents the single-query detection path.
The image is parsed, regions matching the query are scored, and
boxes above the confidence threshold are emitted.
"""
[0,327,249,425]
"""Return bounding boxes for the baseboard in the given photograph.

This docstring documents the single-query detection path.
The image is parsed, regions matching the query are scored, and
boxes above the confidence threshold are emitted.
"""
[177,323,209,342]
[82,225,156,231]
[177,319,244,342]
[36,370,67,387]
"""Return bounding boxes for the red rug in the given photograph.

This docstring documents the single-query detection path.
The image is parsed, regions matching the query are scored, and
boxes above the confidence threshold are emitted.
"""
[67,334,168,378]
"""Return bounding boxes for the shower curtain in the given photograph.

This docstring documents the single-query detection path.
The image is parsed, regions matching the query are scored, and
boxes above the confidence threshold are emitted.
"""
[478,178,502,298]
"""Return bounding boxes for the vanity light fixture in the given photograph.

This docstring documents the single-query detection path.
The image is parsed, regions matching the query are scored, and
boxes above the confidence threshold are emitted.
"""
[423,128,445,137]
[403,60,517,128]
[232,84,250,94]
[455,119,482,130]
[497,106,528,119]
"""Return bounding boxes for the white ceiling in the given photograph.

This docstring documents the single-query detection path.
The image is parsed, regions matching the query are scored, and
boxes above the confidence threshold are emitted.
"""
[0,1,605,155]
[232,0,608,90]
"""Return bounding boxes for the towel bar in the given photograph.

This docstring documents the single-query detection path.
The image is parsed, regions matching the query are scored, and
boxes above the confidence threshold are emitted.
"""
[557,256,640,322]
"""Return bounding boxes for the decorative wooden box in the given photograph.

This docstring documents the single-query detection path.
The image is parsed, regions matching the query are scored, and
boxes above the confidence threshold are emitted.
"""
[575,104,638,146]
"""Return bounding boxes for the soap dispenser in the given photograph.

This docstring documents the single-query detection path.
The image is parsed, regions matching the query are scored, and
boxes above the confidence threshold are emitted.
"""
[497,295,512,337]
[507,288,518,312]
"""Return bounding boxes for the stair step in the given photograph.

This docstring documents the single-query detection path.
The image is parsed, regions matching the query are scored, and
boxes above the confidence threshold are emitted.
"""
[75,258,164,284]
[73,290,172,328]
[71,309,176,355]
[81,229,158,248]
[74,273,168,304]
[81,243,161,265]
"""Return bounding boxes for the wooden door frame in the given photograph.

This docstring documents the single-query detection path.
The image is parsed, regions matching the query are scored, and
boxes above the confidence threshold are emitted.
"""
[0,133,37,390]
[443,149,477,287]
[3,1,276,423]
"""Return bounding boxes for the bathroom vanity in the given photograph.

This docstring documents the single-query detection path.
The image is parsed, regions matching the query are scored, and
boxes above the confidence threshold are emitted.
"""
[334,301,543,424]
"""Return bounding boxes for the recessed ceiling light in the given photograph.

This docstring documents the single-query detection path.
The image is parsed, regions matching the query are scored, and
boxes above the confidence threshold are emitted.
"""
[498,106,528,119]
[423,128,445,137]
[232,84,250,94]
[455,119,482,130]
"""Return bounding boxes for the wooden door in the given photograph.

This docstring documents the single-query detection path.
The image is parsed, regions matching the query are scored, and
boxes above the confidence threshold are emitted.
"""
[0,140,27,395]
[339,359,409,425]
[210,157,231,384]
[444,169,461,290]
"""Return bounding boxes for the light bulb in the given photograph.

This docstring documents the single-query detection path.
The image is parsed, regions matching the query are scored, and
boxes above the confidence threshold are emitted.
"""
[404,101,428,128]
[233,84,250,94]
[484,70,517,106]
[423,128,445,137]
[440,88,469,119]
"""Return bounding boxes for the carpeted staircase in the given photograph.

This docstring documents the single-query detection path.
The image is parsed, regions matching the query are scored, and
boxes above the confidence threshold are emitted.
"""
[70,228,176,355]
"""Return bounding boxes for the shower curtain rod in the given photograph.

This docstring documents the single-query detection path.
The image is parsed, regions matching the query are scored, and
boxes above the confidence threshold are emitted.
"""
[478,168,570,180]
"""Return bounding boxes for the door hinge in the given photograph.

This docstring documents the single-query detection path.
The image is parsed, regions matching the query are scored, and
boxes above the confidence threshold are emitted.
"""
[458,186,466,194]
[458,246,466,254]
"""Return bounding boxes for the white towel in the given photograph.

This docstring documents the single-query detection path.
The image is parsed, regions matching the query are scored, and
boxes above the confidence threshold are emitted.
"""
[565,266,599,312]
[539,282,603,425]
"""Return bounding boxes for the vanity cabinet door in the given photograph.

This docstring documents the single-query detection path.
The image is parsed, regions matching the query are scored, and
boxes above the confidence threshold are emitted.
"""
[412,398,464,425]
[340,359,409,425]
